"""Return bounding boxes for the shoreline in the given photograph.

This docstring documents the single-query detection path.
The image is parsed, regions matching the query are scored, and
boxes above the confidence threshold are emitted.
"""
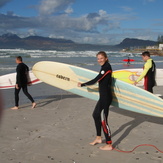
[125,49,163,56]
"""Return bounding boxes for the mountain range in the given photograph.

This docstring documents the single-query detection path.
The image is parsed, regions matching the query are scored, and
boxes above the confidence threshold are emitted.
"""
[0,33,158,51]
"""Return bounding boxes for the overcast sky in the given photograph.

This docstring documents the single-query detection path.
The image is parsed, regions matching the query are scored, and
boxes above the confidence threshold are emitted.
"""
[0,0,163,45]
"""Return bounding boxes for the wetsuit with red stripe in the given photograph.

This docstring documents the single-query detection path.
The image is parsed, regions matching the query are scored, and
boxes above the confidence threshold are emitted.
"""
[144,60,156,93]
[136,59,156,93]
[81,61,112,144]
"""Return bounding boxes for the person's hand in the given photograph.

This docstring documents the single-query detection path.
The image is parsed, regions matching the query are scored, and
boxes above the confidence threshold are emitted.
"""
[78,82,81,87]
[15,84,19,89]
[28,82,32,86]
[134,81,138,86]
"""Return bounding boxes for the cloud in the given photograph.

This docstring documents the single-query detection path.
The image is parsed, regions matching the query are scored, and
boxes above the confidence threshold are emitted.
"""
[0,0,160,45]
[143,0,156,3]
[0,0,11,8]
[0,13,40,29]
[64,6,73,14]
[146,0,156,2]
[27,29,38,36]
[120,28,159,41]
[120,6,133,12]
[153,19,163,27]
[38,0,75,15]
[0,7,138,45]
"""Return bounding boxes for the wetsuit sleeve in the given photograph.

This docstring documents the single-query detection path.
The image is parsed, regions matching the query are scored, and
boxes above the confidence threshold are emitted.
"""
[136,60,152,82]
[81,66,112,87]
[26,65,29,72]
[16,65,21,84]
[81,74,102,86]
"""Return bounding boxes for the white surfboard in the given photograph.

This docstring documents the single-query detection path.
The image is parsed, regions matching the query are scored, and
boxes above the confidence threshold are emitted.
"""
[0,71,41,89]
[32,61,163,117]
[113,69,163,86]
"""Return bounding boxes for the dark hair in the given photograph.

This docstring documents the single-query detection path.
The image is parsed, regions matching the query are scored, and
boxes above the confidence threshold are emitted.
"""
[142,51,150,57]
[16,56,23,61]
[96,51,109,61]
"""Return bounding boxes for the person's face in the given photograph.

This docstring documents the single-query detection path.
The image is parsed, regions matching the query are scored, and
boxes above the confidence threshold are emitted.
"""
[142,55,149,62]
[15,58,21,64]
[97,54,108,66]
[15,58,19,64]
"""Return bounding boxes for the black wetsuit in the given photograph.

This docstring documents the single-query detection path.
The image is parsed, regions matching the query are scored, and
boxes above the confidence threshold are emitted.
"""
[15,63,34,107]
[81,61,113,144]
[136,59,156,93]
[144,60,156,93]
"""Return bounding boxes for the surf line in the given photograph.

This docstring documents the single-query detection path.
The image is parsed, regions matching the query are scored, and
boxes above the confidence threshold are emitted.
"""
[112,144,163,153]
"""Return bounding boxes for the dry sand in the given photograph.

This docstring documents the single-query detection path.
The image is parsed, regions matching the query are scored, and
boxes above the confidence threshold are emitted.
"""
[0,83,163,163]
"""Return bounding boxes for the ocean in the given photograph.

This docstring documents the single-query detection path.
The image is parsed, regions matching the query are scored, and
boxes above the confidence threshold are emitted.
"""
[1,48,163,109]
[1,49,163,76]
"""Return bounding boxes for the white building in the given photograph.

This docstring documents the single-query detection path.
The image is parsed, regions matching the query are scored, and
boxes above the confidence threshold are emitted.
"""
[159,44,163,50]
[146,46,157,49]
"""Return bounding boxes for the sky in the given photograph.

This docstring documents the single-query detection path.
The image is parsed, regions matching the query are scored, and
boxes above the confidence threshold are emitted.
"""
[0,0,163,45]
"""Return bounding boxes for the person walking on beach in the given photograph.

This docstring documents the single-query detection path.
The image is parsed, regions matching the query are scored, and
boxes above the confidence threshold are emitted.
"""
[134,51,156,93]
[78,51,113,151]
[11,56,36,110]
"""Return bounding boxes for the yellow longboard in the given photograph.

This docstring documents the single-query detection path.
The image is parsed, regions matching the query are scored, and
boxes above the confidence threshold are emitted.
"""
[113,69,163,86]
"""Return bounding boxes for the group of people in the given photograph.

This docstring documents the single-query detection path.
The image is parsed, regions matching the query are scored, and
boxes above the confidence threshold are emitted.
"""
[11,51,156,151]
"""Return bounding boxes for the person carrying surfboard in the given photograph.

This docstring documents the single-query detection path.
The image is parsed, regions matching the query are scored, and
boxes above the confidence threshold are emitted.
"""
[78,51,113,151]
[11,56,36,110]
[134,51,156,93]
[127,56,132,65]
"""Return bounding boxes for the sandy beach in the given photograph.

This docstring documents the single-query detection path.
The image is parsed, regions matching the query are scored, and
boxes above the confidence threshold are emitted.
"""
[0,83,163,163]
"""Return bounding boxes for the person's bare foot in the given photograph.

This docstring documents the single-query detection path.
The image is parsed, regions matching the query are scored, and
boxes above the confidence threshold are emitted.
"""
[32,102,36,109]
[99,144,113,151]
[90,136,102,145]
[11,106,19,110]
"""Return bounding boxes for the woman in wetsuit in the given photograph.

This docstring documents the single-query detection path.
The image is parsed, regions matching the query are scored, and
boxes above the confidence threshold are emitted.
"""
[78,51,113,150]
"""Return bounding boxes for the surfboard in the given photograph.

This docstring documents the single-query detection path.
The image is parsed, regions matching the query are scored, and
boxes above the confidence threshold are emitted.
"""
[32,61,163,117]
[0,71,41,89]
[113,69,163,86]
[123,59,135,62]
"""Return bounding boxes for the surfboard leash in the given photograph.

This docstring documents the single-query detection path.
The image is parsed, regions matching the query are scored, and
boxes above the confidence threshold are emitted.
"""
[112,144,163,153]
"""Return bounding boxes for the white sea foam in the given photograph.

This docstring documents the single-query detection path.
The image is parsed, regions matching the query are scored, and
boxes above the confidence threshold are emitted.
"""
[155,60,163,63]
[0,49,142,58]
[0,67,15,70]
[0,55,10,58]
[0,49,162,75]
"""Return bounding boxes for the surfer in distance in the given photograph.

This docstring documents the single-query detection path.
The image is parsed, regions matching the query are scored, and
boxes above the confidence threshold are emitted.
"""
[78,51,113,151]
[127,56,130,65]
[134,51,156,93]
[123,54,135,66]
[11,56,36,110]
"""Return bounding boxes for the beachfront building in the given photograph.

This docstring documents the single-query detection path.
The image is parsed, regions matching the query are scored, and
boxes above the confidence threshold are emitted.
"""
[159,44,163,50]
[146,46,158,50]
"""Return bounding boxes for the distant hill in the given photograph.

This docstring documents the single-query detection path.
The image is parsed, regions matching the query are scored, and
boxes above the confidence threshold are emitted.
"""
[0,33,75,50]
[115,38,157,49]
[0,33,158,51]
